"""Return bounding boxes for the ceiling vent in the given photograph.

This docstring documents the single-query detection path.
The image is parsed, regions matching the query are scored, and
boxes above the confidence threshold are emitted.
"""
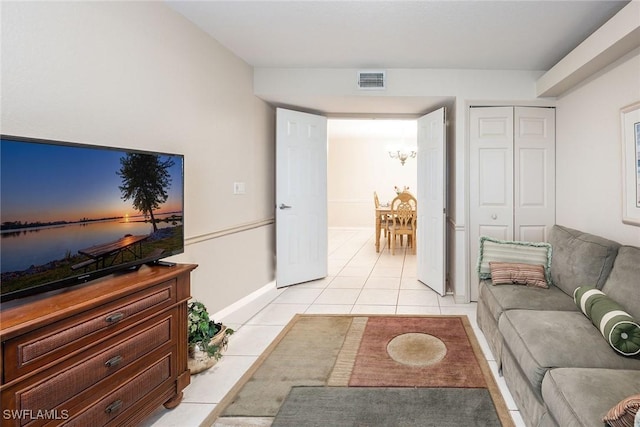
[357,70,386,90]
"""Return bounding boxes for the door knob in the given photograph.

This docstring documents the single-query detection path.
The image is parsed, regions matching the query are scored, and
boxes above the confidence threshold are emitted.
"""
[279,204,292,210]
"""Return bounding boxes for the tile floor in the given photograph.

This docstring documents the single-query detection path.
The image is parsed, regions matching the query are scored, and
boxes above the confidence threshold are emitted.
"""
[144,228,525,427]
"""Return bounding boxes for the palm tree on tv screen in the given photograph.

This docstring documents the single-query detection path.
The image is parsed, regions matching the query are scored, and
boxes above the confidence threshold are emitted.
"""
[117,153,174,232]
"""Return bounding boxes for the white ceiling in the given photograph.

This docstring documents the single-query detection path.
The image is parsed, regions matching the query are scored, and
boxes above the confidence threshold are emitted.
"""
[166,0,628,71]
[166,0,630,120]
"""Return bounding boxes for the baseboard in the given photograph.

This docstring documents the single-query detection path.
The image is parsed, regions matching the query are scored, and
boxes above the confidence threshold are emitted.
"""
[212,280,280,322]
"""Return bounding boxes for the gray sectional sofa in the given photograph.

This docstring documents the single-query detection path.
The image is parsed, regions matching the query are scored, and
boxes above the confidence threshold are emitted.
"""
[477,225,640,427]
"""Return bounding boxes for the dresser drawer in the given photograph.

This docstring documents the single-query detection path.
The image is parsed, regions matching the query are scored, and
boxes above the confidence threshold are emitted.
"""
[14,315,173,425]
[3,280,175,382]
[63,355,171,427]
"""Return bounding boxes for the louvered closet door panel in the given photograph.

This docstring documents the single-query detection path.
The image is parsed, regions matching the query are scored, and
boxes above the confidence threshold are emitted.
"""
[514,107,556,243]
[469,107,514,298]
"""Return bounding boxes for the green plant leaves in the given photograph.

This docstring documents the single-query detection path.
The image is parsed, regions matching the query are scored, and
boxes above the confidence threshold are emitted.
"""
[187,300,233,358]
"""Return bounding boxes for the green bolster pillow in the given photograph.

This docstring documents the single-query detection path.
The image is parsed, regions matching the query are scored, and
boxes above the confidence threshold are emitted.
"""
[574,286,640,357]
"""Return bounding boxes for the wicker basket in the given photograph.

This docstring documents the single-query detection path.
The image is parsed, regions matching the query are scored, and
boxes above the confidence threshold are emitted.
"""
[188,326,228,374]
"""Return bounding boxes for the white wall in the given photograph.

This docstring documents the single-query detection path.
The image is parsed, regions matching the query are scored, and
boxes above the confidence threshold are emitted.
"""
[328,120,417,228]
[556,49,640,245]
[1,1,276,313]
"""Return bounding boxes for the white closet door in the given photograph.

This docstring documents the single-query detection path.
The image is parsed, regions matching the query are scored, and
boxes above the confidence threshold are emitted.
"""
[469,106,555,301]
[469,107,514,301]
[514,107,556,242]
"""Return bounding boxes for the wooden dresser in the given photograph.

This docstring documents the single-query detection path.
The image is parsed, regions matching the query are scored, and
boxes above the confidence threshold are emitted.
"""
[0,263,197,426]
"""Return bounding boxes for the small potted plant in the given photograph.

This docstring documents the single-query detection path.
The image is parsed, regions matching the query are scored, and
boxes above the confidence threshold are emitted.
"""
[187,300,234,374]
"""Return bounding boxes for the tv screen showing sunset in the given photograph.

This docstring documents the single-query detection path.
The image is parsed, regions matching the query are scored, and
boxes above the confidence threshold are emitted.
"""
[1,136,184,299]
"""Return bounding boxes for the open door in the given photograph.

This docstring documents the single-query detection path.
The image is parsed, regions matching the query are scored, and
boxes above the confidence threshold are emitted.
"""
[276,108,328,288]
[416,107,446,296]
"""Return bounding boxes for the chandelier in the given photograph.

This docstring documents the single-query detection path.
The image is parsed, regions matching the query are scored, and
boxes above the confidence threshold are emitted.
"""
[388,146,417,165]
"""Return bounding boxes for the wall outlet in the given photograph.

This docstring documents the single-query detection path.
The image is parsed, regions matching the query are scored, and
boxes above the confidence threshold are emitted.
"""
[233,182,246,195]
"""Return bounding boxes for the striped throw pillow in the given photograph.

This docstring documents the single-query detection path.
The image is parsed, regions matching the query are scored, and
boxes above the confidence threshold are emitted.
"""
[602,394,640,427]
[574,286,640,357]
[489,262,548,288]
[477,237,552,284]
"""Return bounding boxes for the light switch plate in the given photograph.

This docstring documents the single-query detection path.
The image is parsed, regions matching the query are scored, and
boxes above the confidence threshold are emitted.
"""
[233,182,246,195]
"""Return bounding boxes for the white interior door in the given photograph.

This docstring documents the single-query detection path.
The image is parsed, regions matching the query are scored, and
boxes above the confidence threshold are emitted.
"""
[469,107,515,301]
[276,108,328,288]
[514,107,556,242]
[417,107,446,296]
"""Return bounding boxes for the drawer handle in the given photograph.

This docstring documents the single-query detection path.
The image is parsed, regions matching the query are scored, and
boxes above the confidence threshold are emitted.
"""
[105,312,124,324]
[105,399,123,414]
[105,355,123,368]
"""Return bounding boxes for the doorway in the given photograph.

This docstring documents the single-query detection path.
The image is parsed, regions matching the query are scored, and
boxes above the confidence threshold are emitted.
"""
[327,119,418,229]
[276,108,447,297]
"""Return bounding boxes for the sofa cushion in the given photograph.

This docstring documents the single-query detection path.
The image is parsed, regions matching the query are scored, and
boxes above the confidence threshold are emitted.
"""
[477,236,552,282]
[479,280,578,323]
[548,225,620,296]
[574,286,640,356]
[602,246,640,320]
[542,368,640,427]
[490,262,549,288]
[498,310,640,398]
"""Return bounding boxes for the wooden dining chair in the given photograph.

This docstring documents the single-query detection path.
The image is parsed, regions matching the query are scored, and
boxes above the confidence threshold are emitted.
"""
[386,191,413,247]
[374,191,381,208]
[374,191,390,241]
[388,192,417,255]
[395,190,415,203]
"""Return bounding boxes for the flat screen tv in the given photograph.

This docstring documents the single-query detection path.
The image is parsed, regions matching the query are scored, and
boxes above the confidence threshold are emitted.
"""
[1,135,184,302]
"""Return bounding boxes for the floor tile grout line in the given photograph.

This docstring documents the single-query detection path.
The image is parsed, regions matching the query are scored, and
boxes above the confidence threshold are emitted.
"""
[348,229,385,307]
[395,244,407,311]
[320,229,379,308]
